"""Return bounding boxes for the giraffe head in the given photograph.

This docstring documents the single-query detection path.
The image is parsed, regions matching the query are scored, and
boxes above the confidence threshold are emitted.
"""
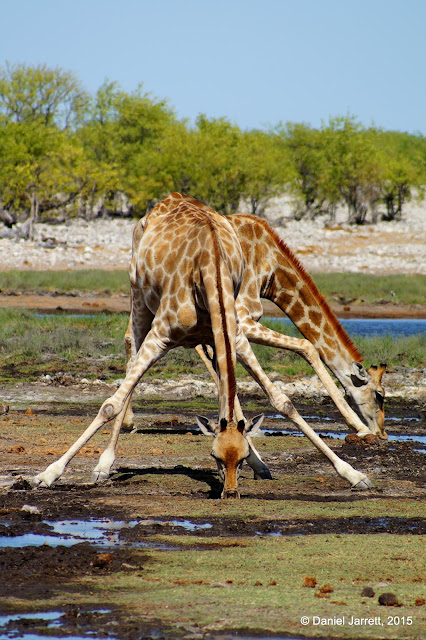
[196,415,265,498]
[345,362,387,438]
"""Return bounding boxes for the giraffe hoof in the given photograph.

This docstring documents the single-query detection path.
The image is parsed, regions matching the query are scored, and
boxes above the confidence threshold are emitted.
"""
[254,468,273,480]
[30,475,43,488]
[351,477,374,490]
[91,470,110,484]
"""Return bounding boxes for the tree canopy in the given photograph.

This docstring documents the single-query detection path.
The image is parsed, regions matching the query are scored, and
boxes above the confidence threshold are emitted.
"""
[0,63,425,229]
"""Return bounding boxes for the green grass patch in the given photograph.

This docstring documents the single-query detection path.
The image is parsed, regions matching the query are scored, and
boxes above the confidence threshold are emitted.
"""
[0,309,424,384]
[313,273,426,305]
[133,533,425,638]
[10,534,421,639]
[0,269,129,294]
[1,271,425,305]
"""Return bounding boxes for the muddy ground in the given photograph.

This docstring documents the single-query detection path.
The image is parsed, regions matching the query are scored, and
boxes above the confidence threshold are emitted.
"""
[1,292,425,318]
[0,392,425,639]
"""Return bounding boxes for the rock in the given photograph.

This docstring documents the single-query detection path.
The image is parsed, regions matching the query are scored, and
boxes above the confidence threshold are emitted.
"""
[92,552,113,568]
[20,505,41,515]
[345,434,362,444]
[319,584,334,593]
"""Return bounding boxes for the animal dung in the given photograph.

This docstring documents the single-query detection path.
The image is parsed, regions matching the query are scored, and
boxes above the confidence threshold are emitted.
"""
[378,592,399,606]
[303,576,317,588]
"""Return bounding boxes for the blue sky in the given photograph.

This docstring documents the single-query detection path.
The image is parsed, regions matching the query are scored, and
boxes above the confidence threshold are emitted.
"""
[1,0,426,133]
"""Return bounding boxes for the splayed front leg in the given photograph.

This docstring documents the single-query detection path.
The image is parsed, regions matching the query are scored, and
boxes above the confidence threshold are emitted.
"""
[91,396,132,483]
[31,400,118,487]
[235,331,374,490]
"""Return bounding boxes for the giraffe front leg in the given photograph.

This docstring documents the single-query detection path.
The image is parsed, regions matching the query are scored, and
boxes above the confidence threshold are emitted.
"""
[32,327,169,488]
[239,319,372,437]
[31,399,116,487]
[91,395,133,483]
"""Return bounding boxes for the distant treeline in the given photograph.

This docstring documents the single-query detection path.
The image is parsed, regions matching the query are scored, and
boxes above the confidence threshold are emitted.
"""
[1,63,425,232]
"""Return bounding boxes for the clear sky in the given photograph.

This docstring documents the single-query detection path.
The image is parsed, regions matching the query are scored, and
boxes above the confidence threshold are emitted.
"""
[1,0,425,134]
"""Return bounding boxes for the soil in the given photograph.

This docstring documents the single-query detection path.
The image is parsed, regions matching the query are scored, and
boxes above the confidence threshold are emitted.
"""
[1,393,425,638]
[1,292,425,318]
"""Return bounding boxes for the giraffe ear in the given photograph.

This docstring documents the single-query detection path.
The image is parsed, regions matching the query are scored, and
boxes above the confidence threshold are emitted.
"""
[244,414,264,436]
[196,416,216,436]
[351,362,369,387]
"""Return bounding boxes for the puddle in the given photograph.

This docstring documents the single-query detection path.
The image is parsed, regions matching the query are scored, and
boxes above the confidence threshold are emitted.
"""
[263,427,426,451]
[138,518,212,532]
[0,518,211,551]
[0,518,136,549]
[0,609,114,640]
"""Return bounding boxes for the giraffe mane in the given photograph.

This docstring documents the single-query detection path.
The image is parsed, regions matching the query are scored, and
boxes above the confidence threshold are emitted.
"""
[237,214,363,364]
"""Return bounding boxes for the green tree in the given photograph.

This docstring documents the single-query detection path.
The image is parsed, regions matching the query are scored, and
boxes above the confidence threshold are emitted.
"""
[0,62,89,129]
[79,81,176,214]
[375,131,425,220]
[238,129,292,216]
[320,117,382,224]
[279,122,326,219]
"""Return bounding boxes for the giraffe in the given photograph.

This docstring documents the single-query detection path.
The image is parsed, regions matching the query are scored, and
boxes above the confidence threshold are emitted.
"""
[195,211,387,440]
[31,193,267,498]
[32,194,373,496]
[121,199,386,442]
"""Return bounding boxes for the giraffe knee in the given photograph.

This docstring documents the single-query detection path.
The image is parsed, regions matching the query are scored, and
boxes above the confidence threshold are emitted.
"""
[101,403,116,419]
[280,399,297,417]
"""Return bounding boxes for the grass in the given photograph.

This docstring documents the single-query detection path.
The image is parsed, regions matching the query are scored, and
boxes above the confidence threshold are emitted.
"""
[120,534,425,639]
[0,309,424,384]
[1,270,425,305]
[313,273,426,306]
[0,269,130,294]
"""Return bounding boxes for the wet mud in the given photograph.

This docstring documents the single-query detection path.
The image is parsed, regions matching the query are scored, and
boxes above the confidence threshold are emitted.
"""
[1,398,425,639]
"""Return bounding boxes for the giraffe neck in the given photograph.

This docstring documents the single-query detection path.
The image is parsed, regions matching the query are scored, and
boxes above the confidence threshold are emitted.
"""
[233,215,362,384]
[205,217,237,421]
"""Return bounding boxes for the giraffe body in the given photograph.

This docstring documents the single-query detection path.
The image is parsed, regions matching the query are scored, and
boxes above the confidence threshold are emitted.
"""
[31,194,269,497]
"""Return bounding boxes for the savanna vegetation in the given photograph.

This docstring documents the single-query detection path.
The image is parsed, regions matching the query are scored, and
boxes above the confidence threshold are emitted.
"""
[1,63,425,234]
[0,308,424,385]
[1,270,424,305]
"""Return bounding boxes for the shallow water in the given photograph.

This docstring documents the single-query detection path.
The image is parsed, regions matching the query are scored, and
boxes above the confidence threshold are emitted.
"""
[0,518,211,550]
[0,609,114,640]
[267,316,426,337]
[263,422,426,451]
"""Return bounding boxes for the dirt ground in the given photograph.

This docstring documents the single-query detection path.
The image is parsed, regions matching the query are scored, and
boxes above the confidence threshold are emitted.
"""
[1,392,425,639]
[1,292,425,318]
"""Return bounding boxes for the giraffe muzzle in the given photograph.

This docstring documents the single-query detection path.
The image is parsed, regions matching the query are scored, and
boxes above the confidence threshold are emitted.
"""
[222,489,240,499]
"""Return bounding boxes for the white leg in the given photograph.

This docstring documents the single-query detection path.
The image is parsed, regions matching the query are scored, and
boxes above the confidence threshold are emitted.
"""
[91,395,132,483]
[32,326,169,488]
[235,330,372,489]
[240,318,371,437]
